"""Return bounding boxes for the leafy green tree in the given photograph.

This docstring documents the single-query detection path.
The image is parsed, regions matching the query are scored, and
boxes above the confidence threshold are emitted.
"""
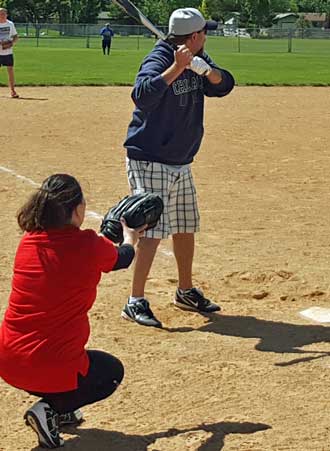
[141,0,200,25]
[250,0,275,27]
[202,0,238,22]
[289,0,299,12]
[200,0,210,18]
[315,0,330,27]
[5,0,54,21]
[51,0,72,23]
[298,0,330,27]
[7,0,329,28]
[77,0,102,23]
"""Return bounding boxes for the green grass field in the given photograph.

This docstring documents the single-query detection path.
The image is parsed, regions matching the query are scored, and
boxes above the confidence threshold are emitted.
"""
[1,35,330,86]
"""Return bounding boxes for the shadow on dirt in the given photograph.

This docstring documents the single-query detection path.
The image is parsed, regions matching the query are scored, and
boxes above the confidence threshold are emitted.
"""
[31,420,270,451]
[0,95,48,101]
[165,314,330,365]
[13,97,49,101]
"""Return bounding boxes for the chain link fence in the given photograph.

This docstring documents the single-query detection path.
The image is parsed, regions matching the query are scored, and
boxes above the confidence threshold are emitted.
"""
[15,23,330,53]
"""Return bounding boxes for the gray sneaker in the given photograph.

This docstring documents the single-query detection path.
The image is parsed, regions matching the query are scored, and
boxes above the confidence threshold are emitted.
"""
[59,409,84,427]
[121,298,162,328]
[24,401,64,448]
[174,288,221,313]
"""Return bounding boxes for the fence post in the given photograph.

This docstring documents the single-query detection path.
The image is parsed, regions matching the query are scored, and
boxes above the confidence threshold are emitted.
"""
[36,23,40,48]
[288,29,292,53]
[86,24,90,48]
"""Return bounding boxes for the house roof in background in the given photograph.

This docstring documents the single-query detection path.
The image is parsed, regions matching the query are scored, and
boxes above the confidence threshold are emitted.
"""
[273,13,299,21]
[302,13,326,22]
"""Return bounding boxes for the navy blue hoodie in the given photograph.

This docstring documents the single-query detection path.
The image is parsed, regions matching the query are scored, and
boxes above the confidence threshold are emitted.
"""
[124,40,235,165]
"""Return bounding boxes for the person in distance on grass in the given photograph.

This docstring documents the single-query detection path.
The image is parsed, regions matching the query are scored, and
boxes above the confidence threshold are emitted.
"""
[0,7,19,98]
[0,174,145,449]
[100,22,114,55]
[121,8,235,328]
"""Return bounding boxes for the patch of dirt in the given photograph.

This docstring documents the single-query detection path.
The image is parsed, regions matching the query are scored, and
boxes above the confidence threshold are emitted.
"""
[1,86,330,450]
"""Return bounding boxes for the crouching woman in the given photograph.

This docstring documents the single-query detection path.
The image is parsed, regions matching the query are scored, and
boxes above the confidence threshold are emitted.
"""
[0,174,143,448]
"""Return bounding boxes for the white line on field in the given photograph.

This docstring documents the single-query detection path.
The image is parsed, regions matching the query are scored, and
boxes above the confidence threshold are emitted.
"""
[0,165,39,186]
[0,165,101,220]
[0,165,172,256]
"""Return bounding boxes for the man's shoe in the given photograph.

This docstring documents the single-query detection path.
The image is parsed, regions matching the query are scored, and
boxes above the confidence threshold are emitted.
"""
[174,288,221,313]
[59,409,84,427]
[121,298,162,328]
[24,401,64,448]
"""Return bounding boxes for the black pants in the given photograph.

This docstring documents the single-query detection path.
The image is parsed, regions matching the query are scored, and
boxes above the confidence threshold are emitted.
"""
[27,350,124,414]
[102,40,111,54]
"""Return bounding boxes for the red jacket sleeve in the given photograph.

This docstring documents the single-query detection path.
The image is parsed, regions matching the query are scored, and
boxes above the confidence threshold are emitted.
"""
[94,234,118,273]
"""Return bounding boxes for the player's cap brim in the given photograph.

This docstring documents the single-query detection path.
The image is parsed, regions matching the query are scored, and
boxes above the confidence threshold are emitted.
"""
[205,20,218,31]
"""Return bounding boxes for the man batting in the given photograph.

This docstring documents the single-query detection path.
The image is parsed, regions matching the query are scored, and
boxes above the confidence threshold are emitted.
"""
[121,7,235,328]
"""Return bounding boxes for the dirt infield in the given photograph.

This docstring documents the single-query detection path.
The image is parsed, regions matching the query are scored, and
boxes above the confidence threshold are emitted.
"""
[1,86,330,451]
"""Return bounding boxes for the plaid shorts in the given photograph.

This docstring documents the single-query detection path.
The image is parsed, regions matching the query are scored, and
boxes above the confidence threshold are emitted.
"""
[126,159,200,239]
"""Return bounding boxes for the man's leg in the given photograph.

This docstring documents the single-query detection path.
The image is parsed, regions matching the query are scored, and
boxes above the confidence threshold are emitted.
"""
[172,232,194,290]
[123,159,167,327]
[172,232,221,312]
[107,41,110,55]
[121,237,162,327]
[102,40,106,54]
[131,237,161,297]
[172,232,221,313]
[170,170,221,314]
[7,66,18,97]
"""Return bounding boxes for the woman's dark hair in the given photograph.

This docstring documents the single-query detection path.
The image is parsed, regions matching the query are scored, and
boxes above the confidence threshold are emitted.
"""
[17,174,83,232]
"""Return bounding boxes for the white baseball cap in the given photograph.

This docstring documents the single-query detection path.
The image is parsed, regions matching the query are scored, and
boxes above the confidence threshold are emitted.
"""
[168,8,218,36]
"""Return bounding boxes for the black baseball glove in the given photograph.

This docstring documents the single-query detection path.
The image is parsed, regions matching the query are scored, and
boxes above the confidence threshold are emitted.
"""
[100,193,164,243]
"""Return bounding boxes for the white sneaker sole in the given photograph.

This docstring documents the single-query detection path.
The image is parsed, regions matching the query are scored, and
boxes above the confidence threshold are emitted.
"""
[121,311,135,322]
[24,412,63,449]
[173,299,199,312]
[121,309,162,328]
[174,299,221,313]
[59,409,84,427]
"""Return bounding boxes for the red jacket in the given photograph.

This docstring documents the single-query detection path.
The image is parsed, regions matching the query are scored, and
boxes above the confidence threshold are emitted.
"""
[0,226,118,393]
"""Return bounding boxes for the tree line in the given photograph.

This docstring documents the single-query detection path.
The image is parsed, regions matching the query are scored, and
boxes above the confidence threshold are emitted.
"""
[0,0,329,28]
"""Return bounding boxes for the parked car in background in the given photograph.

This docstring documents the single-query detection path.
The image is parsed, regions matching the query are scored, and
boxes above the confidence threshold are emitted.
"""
[224,28,251,38]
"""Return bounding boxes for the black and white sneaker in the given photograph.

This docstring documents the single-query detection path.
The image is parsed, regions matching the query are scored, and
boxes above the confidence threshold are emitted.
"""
[59,409,84,427]
[121,298,162,328]
[174,288,221,313]
[24,401,64,448]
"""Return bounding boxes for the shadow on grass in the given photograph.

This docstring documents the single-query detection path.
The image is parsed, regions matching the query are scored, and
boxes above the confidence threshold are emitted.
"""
[164,314,330,366]
[31,420,270,451]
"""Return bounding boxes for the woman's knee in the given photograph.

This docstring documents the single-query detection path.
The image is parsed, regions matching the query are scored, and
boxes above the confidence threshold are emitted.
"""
[111,355,124,387]
[88,350,124,387]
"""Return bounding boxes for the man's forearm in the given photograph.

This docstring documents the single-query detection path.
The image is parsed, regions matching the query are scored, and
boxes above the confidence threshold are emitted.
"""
[206,67,222,85]
[162,62,185,86]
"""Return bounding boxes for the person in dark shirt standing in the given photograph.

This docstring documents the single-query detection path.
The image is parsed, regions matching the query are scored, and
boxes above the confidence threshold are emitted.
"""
[100,23,114,55]
[121,8,235,328]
